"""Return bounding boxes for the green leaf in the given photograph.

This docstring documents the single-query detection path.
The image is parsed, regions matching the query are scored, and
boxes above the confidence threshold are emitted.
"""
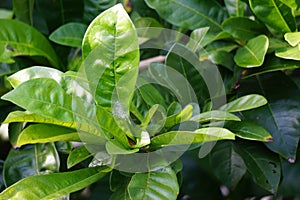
[144,0,227,31]
[141,104,166,135]
[239,72,300,160]
[224,0,247,16]
[0,19,60,67]
[82,4,139,112]
[7,66,63,88]
[279,159,300,197]
[17,124,80,146]
[225,121,272,142]
[7,122,23,146]
[151,127,235,148]
[67,145,93,169]
[191,110,241,123]
[244,56,300,78]
[284,32,300,46]
[49,23,88,47]
[83,0,118,23]
[3,111,75,129]
[234,35,269,68]
[235,142,281,192]
[249,0,296,33]
[209,141,246,188]
[222,17,266,41]
[218,94,267,112]
[164,104,194,130]
[3,143,60,186]
[12,0,34,25]
[0,166,111,200]
[275,44,300,61]
[127,166,179,200]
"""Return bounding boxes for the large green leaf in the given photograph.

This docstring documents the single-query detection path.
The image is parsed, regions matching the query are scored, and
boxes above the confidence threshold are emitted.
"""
[83,0,118,23]
[7,66,63,88]
[151,127,235,149]
[67,145,94,169]
[239,72,300,161]
[82,4,139,112]
[218,94,267,112]
[249,0,296,33]
[222,17,266,41]
[235,141,281,192]
[49,23,88,47]
[191,110,241,123]
[279,159,300,197]
[234,35,269,68]
[0,166,111,199]
[16,124,80,146]
[0,19,60,66]
[225,121,272,142]
[127,166,179,200]
[275,44,300,61]
[209,141,246,188]
[144,0,227,31]
[224,0,247,16]
[3,143,60,186]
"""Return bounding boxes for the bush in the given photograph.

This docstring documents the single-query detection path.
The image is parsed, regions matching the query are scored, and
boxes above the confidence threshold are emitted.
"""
[0,0,300,199]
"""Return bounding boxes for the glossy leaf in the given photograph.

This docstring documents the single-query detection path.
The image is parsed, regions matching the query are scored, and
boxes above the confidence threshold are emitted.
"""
[191,110,241,123]
[17,124,80,146]
[3,143,60,186]
[49,23,88,47]
[284,32,300,46]
[67,145,93,169]
[82,4,139,112]
[145,0,227,31]
[234,35,269,68]
[244,56,300,78]
[224,0,246,16]
[249,0,296,33]
[209,141,246,188]
[164,104,194,130]
[0,19,60,66]
[7,66,63,88]
[225,121,272,142]
[235,142,281,192]
[218,94,267,112]
[12,0,34,25]
[7,122,23,146]
[222,17,265,41]
[275,44,300,61]
[151,127,235,148]
[127,166,179,200]
[0,166,110,199]
[239,72,300,160]
[83,0,118,23]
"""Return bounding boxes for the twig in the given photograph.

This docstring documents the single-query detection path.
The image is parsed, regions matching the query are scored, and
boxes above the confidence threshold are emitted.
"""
[139,55,165,71]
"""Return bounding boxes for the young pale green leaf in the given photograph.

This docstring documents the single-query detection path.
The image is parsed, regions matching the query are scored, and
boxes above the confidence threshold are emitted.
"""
[239,72,300,161]
[235,142,281,192]
[234,35,269,68]
[191,110,241,123]
[0,166,111,200]
[218,94,267,112]
[225,121,272,142]
[224,0,246,16]
[12,0,34,25]
[249,0,296,33]
[145,0,227,32]
[209,141,246,188]
[0,19,60,66]
[0,9,13,19]
[16,124,80,146]
[82,4,139,112]
[3,143,60,187]
[49,23,88,47]
[151,127,235,148]
[284,32,300,47]
[222,17,265,41]
[127,166,179,200]
[67,145,93,169]
[7,66,63,88]
[275,45,300,61]
[164,104,194,130]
